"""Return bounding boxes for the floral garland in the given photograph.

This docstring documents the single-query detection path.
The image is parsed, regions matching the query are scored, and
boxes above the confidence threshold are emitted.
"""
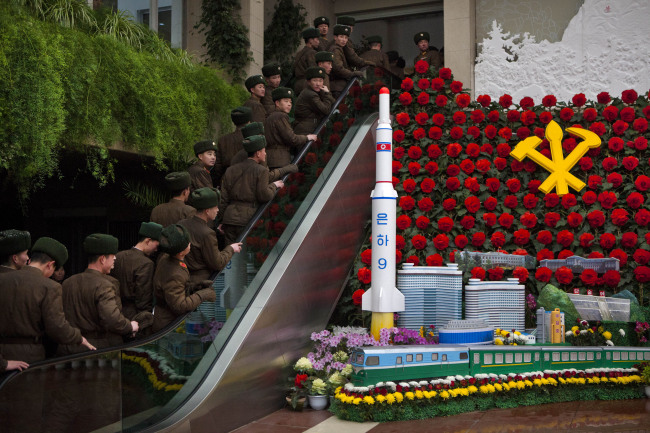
[122,349,188,393]
[332,368,643,422]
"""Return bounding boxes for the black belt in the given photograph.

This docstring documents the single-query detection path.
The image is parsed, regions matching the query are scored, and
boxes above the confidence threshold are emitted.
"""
[0,336,42,344]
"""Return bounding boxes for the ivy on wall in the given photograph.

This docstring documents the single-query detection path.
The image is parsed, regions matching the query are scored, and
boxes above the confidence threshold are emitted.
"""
[264,0,307,77]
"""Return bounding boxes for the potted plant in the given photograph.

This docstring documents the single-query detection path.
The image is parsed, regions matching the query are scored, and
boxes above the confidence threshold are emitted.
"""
[307,378,329,410]
[641,362,650,398]
[286,357,312,411]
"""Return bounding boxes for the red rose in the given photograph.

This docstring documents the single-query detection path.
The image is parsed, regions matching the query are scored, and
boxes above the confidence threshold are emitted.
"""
[464,177,480,193]
[603,105,619,121]
[572,93,586,107]
[416,78,430,90]
[507,109,520,122]
[599,233,617,250]
[513,267,529,283]
[557,230,574,248]
[428,127,442,140]
[406,255,419,265]
[476,159,491,173]
[414,59,429,73]
[635,209,650,226]
[426,254,443,266]
[396,214,412,230]
[425,161,438,174]
[621,89,638,104]
[449,80,463,93]
[608,173,623,188]
[415,215,430,229]
[520,212,538,228]
[435,94,448,107]
[431,77,444,90]
[559,107,574,121]
[460,159,475,175]
[484,197,498,211]
[597,191,617,209]
[415,112,429,125]
[494,157,507,171]
[611,208,629,226]
[482,212,497,227]
[393,130,405,143]
[396,249,402,263]
[488,266,505,281]
[442,198,457,211]
[357,267,371,284]
[456,93,471,108]
[428,144,442,159]
[449,126,464,139]
[394,147,405,160]
[566,212,583,228]
[503,195,518,209]
[396,112,410,126]
[399,196,415,210]
[555,266,574,285]
[460,215,475,229]
[634,136,648,149]
[633,249,650,265]
[486,178,500,192]
[398,92,413,106]
[622,156,639,171]
[621,232,638,248]
[582,107,598,121]
[466,142,480,158]
[477,94,491,107]
[498,94,513,108]
[418,197,434,212]
[620,106,636,122]
[401,77,414,91]
[396,235,406,250]
[432,113,445,126]
[417,92,430,105]
[471,232,486,247]
[464,196,481,213]
[582,191,597,205]
[352,289,365,305]
[588,251,604,259]
[612,120,629,135]
[634,266,650,283]
[579,157,593,171]
[454,235,468,249]
[521,110,537,125]
[513,229,530,246]
[490,232,505,248]
[597,92,611,104]
[542,94,557,107]
[523,194,539,209]
[537,249,554,261]
[633,118,648,132]
[498,127,512,141]
[579,233,595,247]
[471,267,486,280]
[408,161,421,175]
[544,212,561,228]
[361,248,372,265]
[438,67,452,79]
[602,270,621,288]
[408,146,423,159]
[544,193,559,208]
[498,213,515,228]
[589,122,606,136]
[470,110,485,123]
[535,267,552,282]
[447,164,460,176]
[438,217,454,232]
[402,178,416,193]
[586,210,605,228]
[539,111,553,123]
[447,142,462,157]
[536,230,553,245]
[484,125,497,139]
[420,178,435,193]
[635,175,650,191]
[587,175,602,189]
[580,269,598,286]
[433,234,449,250]
[412,235,427,250]
[446,177,460,191]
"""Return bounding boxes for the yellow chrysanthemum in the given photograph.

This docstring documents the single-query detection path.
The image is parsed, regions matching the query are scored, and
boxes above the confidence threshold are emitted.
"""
[479,385,489,394]
[468,385,478,394]
[517,381,526,390]
[415,390,424,399]
[487,384,496,393]
[547,377,557,386]
[440,390,450,400]
[514,331,521,335]
[598,326,604,333]
[524,380,533,388]
[533,379,542,387]
[386,394,396,404]
[588,329,594,333]
[577,378,586,385]
[494,338,504,345]
[430,390,437,398]
[592,377,600,384]
[601,377,608,383]
[559,377,566,384]
[571,326,579,332]
[502,383,510,391]
[494,383,503,392]
[376,394,386,403]
[363,396,375,405]
[448,389,457,398]
[353,397,362,405]
[602,331,612,340]
[394,392,404,403]
[405,391,415,400]
[610,377,619,384]
[458,387,469,396]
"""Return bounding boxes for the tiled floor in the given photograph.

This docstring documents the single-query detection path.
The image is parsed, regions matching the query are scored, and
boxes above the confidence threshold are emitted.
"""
[233,399,650,433]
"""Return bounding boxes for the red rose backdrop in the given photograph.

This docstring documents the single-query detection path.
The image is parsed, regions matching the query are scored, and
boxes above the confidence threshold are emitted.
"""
[350,60,650,313]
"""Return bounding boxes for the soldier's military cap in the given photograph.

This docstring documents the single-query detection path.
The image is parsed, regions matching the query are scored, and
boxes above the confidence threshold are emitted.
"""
[337,16,355,26]
[243,135,266,153]
[272,87,294,101]
[315,51,334,63]
[231,106,252,126]
[366,35,382,45]
[158,224,191,256]
[305,66,326,80]
[314,16,329,27]
[245,75,265,91]
[414,31,430,44]
[165,171,191,191]
[301,27,319,40]
[262,63,282,77]
[139,222,163,241]
[0,229,31,255]
[333,25,351,36]
[190,187,220,210]
[194,140,217,156]
[84,233,119,255]
[32,237,68,267]
[242,122,264,138]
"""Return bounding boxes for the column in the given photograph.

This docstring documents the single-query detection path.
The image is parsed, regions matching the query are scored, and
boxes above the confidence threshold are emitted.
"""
[443,0,476,97]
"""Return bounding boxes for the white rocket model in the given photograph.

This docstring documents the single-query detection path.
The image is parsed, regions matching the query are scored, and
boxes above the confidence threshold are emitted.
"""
[362,87,404,338]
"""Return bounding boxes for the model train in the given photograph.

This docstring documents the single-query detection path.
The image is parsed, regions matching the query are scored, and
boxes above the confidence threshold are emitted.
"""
[350,344,650,386]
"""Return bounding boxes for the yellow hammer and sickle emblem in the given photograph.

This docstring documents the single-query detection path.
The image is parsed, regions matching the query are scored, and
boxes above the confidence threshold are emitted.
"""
[510,120,601,196]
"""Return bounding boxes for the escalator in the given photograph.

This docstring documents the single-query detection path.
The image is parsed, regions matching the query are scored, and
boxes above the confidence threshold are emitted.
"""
[0,74,389,431]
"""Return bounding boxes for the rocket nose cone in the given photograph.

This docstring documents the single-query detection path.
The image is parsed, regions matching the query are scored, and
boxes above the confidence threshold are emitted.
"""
[380,87,389,94]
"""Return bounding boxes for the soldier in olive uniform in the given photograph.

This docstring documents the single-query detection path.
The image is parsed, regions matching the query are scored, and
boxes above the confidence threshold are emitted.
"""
[214,106,252,187]
[0,237,95,363]
[243,74,267,123]
[0,229,30,273]
[261,63,282,116]
[221,135,286,245]
[330,25,365,97]
[332,16,374,70]
[361,35,391,71]
[58,234,138,354]
[189,140,217,191]
[315,51,333,90]
[265,87,318,169]
[111,222,162,320]
[314,16,330,52]
[151,224,217,332]
[150,172,196,226]
[293,27,320,95]
[179,188,242,283]
[413,31,442,70]
[294,67,336,135]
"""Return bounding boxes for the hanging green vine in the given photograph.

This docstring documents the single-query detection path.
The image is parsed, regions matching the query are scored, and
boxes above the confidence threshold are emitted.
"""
[263,0,307,76]
[196,0,251,82]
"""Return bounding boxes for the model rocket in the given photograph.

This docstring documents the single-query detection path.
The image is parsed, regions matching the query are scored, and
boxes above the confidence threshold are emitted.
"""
[362,87,405,340]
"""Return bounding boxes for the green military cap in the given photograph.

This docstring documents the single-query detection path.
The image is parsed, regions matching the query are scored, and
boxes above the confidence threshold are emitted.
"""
[0,230,31,255]
[32,237,68,267]
[243,135,266,153]
[194,139,217,156]
[245,75,265,91]
[314,16,329,26]
[158,224,191,256]
[333,25,351,36]
[84,233,119,255]
[305,66,326,80]
[165,171,191,191]
[139,222,163,241]
[190,187,220,210]
[414,31,430,44]
[242,122,264,138]
[315,51,334,63]
[337,16,355,26]
[302,27,319,40]
[272,87,294,101]
[262,62,282,77]
[231,106,252,126]
[367,35,382,45]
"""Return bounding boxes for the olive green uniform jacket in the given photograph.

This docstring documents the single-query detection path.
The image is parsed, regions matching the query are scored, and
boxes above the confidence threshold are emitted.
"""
[0,266,82,363]
[361,49,391,71]
[110,248,154,319]
[220,159,279,244]
[265,110,308,169]
[178,215,235,282]
[316,36,329,52]
[58,269,133,354]
[330,44,355,94]
[215,126,244,187]
[293,45,317,95]
[188,160,213,192]
[293,87,336,135]
[0,266,15,273]
[414,50,442,70]
[243,94,267,123]
[261,83,278,116]
[150,198,196,227]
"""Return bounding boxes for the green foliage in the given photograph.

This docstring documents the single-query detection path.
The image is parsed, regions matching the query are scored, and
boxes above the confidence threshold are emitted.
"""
[196,0,251,82]
[263,0,307,76]
[0,4,246,202]
[123,180,167,209]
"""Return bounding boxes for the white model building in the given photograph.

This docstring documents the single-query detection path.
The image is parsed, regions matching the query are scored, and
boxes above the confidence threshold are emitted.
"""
[464,278,525,331]
[535,308,566,343]
[458,251,536,269]
[539,255,619,272]
[396,263,463,332]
